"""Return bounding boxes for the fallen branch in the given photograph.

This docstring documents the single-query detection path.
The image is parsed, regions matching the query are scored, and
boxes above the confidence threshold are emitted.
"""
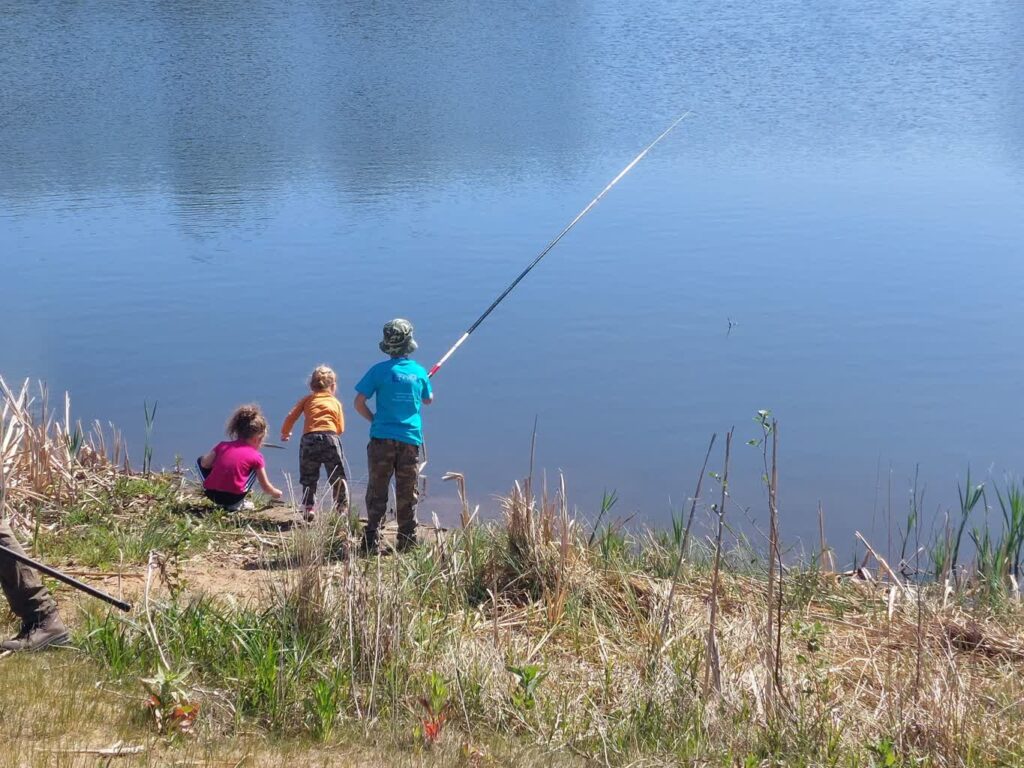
[855,531,911,597]
[38,741,145,756]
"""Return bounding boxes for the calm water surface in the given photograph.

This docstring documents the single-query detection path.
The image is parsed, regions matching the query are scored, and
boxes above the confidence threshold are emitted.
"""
[3,0,1024,554]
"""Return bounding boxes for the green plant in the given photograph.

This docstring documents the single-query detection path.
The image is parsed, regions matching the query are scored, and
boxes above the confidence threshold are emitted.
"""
[868,737,898,767]
[417,671,451,746]
[305,666,349,741]
[507,664,546,711]
[996,481,1024,578]
[81,610,153,677]
[949,469,985,579]
[142,400,158,475]
[898,466,924,573]
[588,490,618,547]
[142,666,199,735]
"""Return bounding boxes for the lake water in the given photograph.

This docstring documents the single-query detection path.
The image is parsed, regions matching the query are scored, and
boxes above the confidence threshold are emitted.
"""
[3,0,1023,557]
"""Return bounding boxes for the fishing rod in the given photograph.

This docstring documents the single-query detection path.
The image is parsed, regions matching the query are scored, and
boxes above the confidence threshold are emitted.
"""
[0,543,132,612]
[427,111,691,379]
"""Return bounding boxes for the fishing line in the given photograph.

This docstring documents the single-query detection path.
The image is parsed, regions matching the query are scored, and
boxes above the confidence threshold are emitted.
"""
[427,111,692,379]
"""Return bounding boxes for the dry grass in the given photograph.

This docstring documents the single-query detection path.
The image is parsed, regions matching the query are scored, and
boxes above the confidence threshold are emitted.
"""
[5,380,1024,766]
[0,653,567,767]
[1,376,127,529]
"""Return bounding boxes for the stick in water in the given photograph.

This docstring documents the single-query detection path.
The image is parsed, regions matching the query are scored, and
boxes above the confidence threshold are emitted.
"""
[427,111,692,379]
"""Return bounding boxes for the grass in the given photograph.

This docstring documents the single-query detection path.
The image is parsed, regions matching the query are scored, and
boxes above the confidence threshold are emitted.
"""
[35,475,225,568]
[0,653,569,767]
[5,378,1024,765]
[56,490,1024,766]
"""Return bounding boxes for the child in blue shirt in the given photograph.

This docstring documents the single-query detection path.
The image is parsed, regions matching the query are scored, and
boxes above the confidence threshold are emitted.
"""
[354,318,433,553]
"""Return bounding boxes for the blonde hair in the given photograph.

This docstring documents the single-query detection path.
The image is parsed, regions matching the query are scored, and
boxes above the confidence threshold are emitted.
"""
[309,365,336,392]
[226,404,268,441]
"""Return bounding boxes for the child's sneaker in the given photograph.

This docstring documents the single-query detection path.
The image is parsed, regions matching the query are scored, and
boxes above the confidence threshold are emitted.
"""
[225,498,255,513]
[302,506,315,523]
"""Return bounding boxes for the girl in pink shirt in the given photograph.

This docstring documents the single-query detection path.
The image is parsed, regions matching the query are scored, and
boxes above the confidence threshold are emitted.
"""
[197,404,283,511]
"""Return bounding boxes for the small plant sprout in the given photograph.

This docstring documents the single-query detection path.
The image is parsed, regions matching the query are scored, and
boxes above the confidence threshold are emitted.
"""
[507,664,546,711]
[417,672,451,747]
[142,666,199,735]
[143,400,158,475]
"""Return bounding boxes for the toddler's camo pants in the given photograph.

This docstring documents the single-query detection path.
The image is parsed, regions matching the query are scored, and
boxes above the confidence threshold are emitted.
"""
[299,432,348,511]
[364,438,420,546]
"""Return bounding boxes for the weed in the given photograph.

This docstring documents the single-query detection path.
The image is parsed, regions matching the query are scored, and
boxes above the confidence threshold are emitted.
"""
[506,664,546,711]
[142,400,158,475]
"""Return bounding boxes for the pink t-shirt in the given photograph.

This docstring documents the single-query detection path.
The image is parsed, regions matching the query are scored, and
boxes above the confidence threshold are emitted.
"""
[204,440,265,494]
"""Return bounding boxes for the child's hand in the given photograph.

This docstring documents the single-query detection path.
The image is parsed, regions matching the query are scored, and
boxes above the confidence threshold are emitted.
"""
[280,434,290,442]
[270,486,283,499]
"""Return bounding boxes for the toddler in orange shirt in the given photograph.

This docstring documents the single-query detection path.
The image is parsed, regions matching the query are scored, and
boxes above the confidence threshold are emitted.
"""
[281,365,348,520]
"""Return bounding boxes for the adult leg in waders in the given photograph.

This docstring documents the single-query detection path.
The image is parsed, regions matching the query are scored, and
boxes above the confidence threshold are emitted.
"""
[0,518,69,652]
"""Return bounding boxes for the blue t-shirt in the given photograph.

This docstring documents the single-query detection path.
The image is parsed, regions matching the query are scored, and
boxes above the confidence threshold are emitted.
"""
[355,357,433,446]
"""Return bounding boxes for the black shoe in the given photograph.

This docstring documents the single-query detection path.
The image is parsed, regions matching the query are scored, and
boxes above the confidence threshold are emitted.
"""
[358,533,377,556]
[396,534,419,554]
[358,534,392,557]
[1,611,70,652]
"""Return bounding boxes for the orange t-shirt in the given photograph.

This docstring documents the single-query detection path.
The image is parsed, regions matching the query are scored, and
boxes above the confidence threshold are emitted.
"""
[281,391,345,437]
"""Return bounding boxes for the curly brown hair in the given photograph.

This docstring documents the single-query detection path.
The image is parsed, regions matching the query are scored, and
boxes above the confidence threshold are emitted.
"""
[226,404,268,441]
[309,365,336,392]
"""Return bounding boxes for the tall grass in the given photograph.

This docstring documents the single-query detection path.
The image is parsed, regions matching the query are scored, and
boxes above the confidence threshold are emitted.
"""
[7,380,1024,764]
[68,472,1024,766]
[1,376,126,514]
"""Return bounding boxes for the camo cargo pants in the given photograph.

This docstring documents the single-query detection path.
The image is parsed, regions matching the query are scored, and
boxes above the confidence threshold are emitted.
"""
[299,432,349,511]
[0,518,56,620]
[364,438,420,546]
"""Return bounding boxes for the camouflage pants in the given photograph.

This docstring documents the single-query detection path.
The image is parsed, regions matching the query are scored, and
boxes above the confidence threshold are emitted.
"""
[299,432,348,510]
[364,438,420,545]
[0,518,56,620]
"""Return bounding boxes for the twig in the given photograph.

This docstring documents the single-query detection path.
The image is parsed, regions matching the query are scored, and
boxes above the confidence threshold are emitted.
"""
[704,428,732,697]
[60,570,144,579]
[654,433,716,663]
[39,742,145,756]
[854,531,910,597]
[144,550,171,670]
[680,433,718,559]
[765,421,781,712]
[527,415,538,505]
[818,501,833,573]
[442,472,473,528]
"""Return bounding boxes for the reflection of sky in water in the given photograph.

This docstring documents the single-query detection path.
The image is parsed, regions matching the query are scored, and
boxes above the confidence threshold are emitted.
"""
[2,0,1023,557]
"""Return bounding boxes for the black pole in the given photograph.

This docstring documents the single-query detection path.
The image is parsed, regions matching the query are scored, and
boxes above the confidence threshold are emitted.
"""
[0,543,133,612]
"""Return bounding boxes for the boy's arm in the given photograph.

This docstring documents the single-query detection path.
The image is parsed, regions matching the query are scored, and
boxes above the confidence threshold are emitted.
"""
[280,396,307,441]
[354,393,374,423]
[256,467,283,498]
[421,373,434,405]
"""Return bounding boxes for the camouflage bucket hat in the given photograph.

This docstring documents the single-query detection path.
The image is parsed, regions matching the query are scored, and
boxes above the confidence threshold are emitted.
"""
[379,318,418,356]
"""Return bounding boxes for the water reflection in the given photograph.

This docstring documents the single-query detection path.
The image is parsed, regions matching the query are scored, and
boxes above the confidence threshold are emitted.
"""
[1,0,591,225]
[3,0,1021,220]
[1,0,1023,544]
